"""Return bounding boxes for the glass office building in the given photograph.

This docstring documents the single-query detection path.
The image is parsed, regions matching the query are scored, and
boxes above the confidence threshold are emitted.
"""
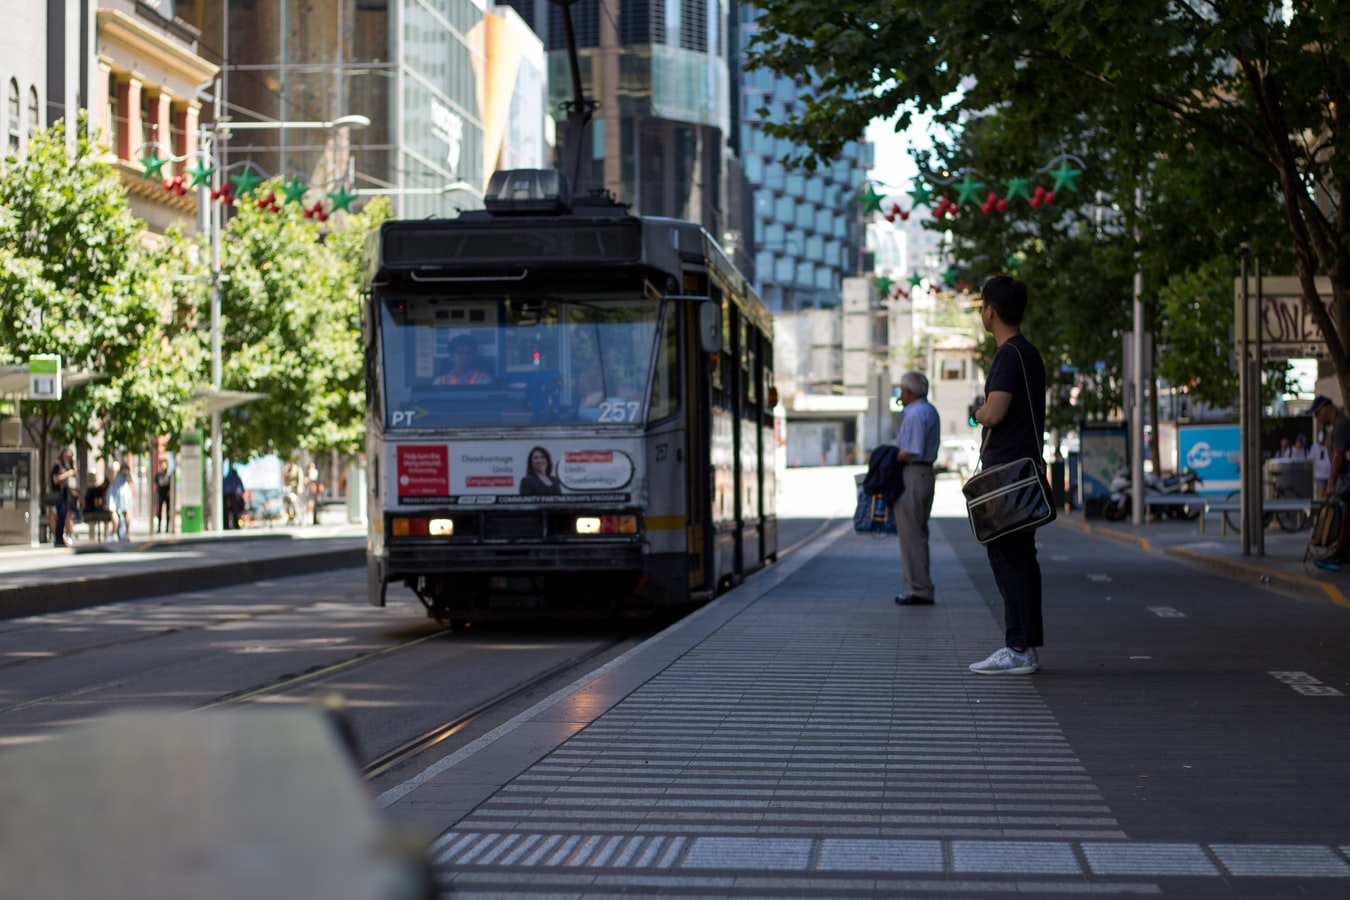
[496,0,743,244]
[734,4,870,312]
[178,0,488,219]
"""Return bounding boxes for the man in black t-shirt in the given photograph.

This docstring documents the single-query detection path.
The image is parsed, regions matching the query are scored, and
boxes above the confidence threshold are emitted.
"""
[968,276,1047,675]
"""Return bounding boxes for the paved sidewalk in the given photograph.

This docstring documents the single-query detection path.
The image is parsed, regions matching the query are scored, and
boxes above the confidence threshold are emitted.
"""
[0,510,364,619]
[1060,506,1345,607]
[372,510,1350,898]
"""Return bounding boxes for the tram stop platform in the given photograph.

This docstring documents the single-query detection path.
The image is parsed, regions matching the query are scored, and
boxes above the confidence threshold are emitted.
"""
[373,474,1350,898]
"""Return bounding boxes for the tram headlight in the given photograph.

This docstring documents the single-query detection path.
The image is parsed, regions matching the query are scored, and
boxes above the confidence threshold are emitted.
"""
[428,518,454,536]
[573,515,638,535]
[392,517,410,537]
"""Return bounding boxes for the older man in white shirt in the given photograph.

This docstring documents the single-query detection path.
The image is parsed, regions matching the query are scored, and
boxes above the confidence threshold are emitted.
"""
[892,371,941,605]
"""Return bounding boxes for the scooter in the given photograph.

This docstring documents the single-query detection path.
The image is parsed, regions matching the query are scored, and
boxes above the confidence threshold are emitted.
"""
[1104,467,1203,521]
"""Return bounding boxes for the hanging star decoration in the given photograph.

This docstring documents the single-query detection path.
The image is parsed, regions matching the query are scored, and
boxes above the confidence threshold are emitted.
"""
[141,151,169,180]
[941,266,960,286]
[229,167,264,198]
[856,183,886,215]
[1048,160,1083,193]
[954,174,986,206]
[327,184,358,214]
[907,181,935,209]
[185,160,215,188]
[280,177,310,206]
[1004,176,1033,203]
[875,276,895,297]
[907,272,924,288]
[1005,255,1024,271]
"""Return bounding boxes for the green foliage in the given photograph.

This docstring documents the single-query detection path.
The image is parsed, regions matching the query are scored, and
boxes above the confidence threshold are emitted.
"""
[0,115,179,460]
[216,192,390,458]
[749,1,1350,400]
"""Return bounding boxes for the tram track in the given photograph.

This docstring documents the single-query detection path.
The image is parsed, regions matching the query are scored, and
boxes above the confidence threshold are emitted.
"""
[356,521,834,781]
[360,632,637,780]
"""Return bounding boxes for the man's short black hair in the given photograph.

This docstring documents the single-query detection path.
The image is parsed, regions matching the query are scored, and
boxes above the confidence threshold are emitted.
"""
[981,275,1028,325]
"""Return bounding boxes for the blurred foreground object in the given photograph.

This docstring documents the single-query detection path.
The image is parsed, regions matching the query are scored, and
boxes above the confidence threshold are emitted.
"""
[0,708,433,900]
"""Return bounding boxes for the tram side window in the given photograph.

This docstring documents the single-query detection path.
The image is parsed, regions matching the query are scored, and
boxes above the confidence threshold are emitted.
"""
[648,302,679,421]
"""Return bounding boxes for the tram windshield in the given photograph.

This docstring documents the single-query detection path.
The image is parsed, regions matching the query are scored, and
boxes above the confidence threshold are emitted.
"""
[379,295,676,429]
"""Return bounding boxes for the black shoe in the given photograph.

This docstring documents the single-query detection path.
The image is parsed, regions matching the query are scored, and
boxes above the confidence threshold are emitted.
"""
[894,595,934,605]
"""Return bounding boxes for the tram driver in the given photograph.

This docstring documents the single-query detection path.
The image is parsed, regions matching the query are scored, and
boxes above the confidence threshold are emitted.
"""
[435,335,494,385]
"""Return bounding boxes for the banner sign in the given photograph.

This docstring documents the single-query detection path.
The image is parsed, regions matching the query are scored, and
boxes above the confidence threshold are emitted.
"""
[1234,275,1334,360]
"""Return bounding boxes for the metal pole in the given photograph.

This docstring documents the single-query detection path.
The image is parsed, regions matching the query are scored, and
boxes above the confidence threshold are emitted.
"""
[1247,256,1258,555]
[1131,187,1145,525]
[1239,245,1250,555]
[209,87,224,534]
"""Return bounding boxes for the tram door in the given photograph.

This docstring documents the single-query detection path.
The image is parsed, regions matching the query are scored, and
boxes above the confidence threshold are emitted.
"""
[684,297,713,596]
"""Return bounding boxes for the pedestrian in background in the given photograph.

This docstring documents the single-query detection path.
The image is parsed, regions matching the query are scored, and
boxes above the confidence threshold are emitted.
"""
[891,371,940,606]
[1312,395,1350,572]
[154,459,173,533]
[306,461,322,525]
[1313,429,1331,497]
[222,464,246,530]
[106,459,133,542]
[969,275,1048,675]
[50,448,77,547]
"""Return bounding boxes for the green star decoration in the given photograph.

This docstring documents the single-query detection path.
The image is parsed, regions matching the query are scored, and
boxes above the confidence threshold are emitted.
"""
[907,181,934,208]
[1005,255,1024,271]
[185,160,215,188]
[942,266,960,286]
[874,276,894,297]
[907,272,924,288]
[954,174,986,205]
[280,177,309,205]
[1004,176,1033,203]
[229,167,264,197]
[327,184,358,213]
[141,151,169,180]
[1048,161,1083,192]
[856,183,885,215]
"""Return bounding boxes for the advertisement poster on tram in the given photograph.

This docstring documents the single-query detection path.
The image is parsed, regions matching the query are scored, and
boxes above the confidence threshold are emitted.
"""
[393,442,636,505]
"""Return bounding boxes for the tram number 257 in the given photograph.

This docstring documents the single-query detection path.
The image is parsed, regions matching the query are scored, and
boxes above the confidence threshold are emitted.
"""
[598,400,642,423]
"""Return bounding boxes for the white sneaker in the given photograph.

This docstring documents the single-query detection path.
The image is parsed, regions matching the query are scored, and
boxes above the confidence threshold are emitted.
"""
[969,646,1037,675]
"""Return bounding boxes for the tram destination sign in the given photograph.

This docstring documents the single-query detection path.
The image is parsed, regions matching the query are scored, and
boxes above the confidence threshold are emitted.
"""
[1233,275,1334,360]
[381,221,642,268]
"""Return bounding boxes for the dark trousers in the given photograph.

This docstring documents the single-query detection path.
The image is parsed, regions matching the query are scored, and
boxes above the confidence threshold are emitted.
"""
[985,527,1043,648]
[155,492,170,532]
[54,495,70,545]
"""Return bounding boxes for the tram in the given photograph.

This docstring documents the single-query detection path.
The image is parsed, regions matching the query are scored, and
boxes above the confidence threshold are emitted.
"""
[362,169,778,622]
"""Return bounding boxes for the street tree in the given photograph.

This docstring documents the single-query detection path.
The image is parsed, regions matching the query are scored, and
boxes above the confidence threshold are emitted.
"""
[748,2,1350,397]
[213,188,388,460]
[0,115,186,468]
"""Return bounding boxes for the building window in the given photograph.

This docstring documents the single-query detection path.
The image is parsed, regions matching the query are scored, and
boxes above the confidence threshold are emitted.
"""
[107,71,120,157]
[941,359,964,381]
[7,79,19,151]
[27,86,38,135]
